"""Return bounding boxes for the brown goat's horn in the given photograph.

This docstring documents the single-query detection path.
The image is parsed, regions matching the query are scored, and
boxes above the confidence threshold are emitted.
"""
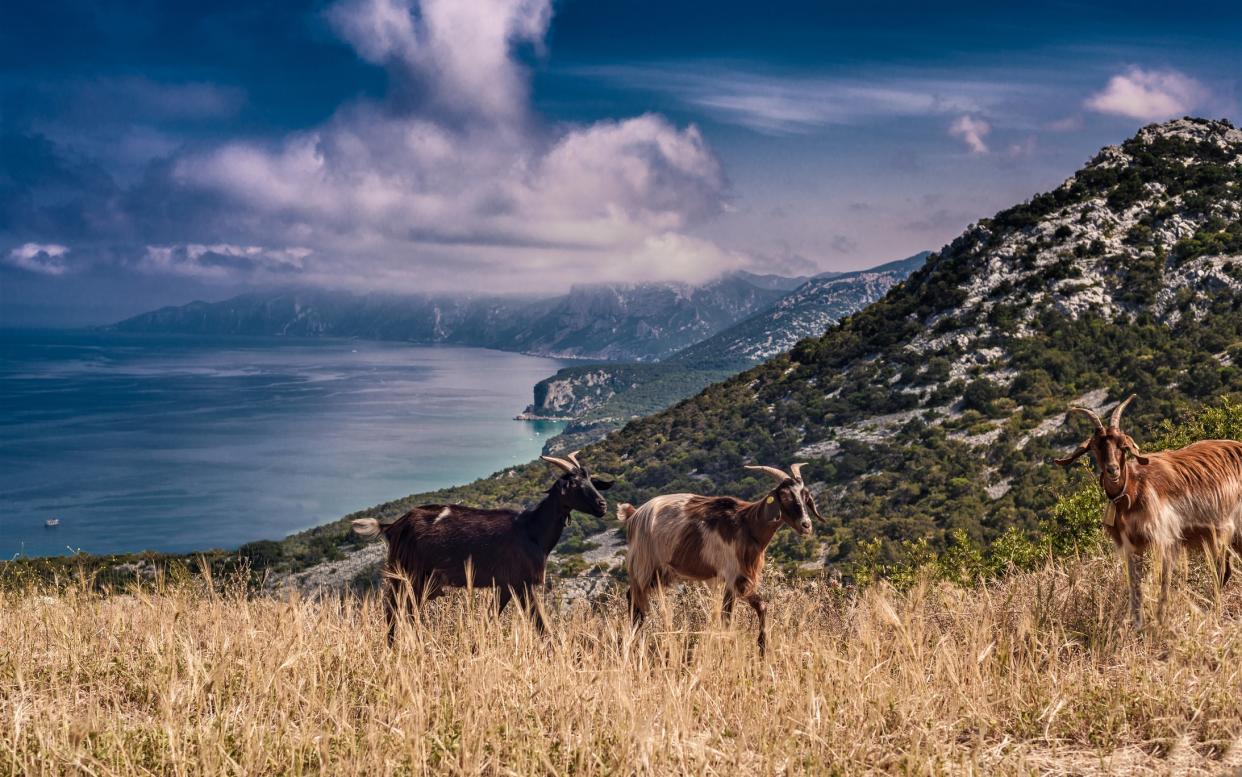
[1067,406,1105,431]
[789,462,807,482]
[540,455,576,474]
[1110,394,1137,429]
[745,464,791,483]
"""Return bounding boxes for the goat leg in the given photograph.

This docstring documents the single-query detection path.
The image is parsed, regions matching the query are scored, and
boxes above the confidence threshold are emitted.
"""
[383,575,421,645]
[383,580,399,646]
[516,583,547,634]
[745,591,768,657]
[734,575,767,656]
[628,581,650,627]
[1156,548,1175,625]
[496,586,513,615]
[721,588,736,625]
[1126,551,1146,629]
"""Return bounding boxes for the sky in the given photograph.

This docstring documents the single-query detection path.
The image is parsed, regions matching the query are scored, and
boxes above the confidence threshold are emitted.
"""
[1,0,1239,325]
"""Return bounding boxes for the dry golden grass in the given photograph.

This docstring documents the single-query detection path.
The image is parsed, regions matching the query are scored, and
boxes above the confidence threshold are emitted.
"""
[3,558,1242,776]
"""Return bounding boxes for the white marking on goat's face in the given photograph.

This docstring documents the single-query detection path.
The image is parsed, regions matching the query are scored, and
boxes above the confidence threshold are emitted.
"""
[435,507,452,523]
[776,481,815,536]
[1086,428,1145,483]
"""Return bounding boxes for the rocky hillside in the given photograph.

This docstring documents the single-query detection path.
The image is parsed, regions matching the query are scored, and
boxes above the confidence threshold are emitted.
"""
[506,276,795,360]
[110,273,797,362]
[259,117,1242,584]
[515,255,923,451]
[673,252,929,367]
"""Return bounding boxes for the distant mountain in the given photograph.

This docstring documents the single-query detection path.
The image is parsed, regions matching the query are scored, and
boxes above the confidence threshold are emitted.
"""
[282,117,1242,578]
[672,252,929,367]
[519,253,926,451]
[110,273,796,362]
[729,270,813,292]
[503,275,794,360]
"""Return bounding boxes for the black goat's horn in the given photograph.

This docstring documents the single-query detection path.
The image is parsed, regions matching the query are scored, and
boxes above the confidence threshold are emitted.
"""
[541,455,576,474]
[1110,394,1137,429]
[564,450,583,469]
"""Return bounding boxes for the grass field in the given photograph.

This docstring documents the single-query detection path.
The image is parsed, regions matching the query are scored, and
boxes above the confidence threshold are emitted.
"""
[3,557,1242,775]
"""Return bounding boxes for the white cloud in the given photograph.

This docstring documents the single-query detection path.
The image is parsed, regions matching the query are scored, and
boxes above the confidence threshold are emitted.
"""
[1044,115,1082,132]
[948,115,990,154]
[163,0,729,293]
[1007,136,1037,157]
[326,0,550,122]
[1084,67,1209,121]
[6,243,70,275]
[577,64,1014,135]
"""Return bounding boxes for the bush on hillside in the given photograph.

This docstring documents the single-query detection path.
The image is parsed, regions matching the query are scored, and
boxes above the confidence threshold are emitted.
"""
[850,398,1242,586]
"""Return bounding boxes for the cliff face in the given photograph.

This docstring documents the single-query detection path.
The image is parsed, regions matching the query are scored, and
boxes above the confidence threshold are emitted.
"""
[517,253,926,454]
[523,369,635,419]
[672,253,928,367]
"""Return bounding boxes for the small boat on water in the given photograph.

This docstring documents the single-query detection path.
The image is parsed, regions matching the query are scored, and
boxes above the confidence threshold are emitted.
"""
[44,518,60,528]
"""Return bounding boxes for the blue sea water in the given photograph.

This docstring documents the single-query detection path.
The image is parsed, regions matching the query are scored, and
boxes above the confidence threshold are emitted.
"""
[0,331,567,558]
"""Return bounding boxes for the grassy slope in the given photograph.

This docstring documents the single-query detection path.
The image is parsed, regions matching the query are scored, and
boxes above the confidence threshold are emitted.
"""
[4,558,1242,774]
[6,388,1242,772]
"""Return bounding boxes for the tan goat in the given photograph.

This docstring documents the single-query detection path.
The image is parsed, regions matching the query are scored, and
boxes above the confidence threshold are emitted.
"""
[1056,395,1242,626]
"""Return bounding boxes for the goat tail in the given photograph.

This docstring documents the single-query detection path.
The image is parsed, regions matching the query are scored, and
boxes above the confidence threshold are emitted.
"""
[616,503,637,522]
[351,518,382,540]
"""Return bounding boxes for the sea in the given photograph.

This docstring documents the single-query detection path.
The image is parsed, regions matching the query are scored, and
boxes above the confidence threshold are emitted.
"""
[0,330,567,558]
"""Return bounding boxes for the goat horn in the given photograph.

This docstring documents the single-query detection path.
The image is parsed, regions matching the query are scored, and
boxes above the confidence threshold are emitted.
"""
[540,455,576,474]
[789,462,807,482]
[745,464,791,483]
[1110,394,1137,429]
[564,450,583,469]
[1067,406,1105,431]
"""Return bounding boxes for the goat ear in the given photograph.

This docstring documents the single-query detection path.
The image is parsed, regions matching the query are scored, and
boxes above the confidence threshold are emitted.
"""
[590,475,614,490]
[1124,437,1149,465]
[804,491,823,521]
[1054,441,1091,467]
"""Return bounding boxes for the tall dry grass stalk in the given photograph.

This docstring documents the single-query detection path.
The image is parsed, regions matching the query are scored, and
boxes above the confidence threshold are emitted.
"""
[3,557,1242,775]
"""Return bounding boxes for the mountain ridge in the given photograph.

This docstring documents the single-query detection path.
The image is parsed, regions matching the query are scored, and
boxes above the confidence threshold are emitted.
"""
[266,116,1242,582]
[109,272,799,362]
[672,251,931,367]
[516,253,926,453]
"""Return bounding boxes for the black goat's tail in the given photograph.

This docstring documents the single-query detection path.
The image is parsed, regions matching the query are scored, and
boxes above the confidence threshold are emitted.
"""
[351,518,383,540]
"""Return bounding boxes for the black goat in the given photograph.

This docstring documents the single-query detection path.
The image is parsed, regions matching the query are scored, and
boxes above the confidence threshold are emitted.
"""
[352,451,611,642]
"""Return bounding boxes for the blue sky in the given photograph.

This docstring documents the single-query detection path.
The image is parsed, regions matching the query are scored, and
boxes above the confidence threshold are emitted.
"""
[1,0,1239,324]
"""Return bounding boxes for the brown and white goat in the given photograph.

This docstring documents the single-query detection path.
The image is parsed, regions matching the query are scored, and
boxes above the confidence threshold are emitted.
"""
[352,452,611,642]
[620,463,819,654]
[1056,395,1242,626]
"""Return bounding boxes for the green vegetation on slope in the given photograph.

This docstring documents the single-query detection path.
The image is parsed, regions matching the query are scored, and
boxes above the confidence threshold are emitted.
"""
[849,398,1242,587]
[6,119,1240,589]
[263,118,1242,578]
